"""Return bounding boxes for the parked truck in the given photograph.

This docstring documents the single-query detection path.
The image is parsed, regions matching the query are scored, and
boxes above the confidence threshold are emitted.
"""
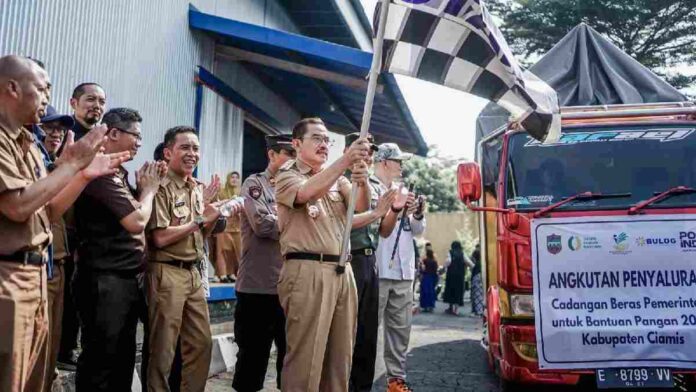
[459,102,696,390]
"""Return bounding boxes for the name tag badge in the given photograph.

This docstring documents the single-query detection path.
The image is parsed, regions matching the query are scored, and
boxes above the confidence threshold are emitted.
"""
[175,200,186,208]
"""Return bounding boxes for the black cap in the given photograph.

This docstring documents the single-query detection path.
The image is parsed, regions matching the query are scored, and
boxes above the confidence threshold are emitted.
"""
[345,132,378,151]
[265,134,294,151]
[40,105,74,129]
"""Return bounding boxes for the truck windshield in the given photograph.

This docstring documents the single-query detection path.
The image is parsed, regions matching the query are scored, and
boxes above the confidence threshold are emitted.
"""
[505,124,696,211]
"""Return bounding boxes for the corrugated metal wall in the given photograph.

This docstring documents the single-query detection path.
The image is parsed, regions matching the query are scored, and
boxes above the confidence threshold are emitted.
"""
[0,0,298,178]
[197,86,244,181]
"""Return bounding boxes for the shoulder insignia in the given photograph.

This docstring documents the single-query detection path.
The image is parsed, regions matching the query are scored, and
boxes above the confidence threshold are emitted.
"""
[279,159,296,171]
[249,186,262,200]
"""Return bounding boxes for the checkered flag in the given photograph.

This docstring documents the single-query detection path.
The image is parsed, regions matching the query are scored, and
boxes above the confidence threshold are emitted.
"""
[375,0,561,142]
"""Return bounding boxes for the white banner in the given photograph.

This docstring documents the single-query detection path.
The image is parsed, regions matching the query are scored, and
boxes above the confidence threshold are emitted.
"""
[532,215,696,369]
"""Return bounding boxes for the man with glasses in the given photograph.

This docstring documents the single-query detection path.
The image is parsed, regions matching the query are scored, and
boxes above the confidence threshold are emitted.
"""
[37,105,75,391]
[276,118,374,391]
[0,55,126,392]
[232,134,294,392]
[72,108,166,390]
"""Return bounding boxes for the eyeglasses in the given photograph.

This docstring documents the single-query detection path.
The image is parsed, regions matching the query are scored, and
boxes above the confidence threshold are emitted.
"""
[304,135,335,147]
[113,127,142,141]
[40,124,67,135]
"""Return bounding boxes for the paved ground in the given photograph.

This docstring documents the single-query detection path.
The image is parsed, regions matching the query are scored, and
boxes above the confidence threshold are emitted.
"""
[206,300,498,392]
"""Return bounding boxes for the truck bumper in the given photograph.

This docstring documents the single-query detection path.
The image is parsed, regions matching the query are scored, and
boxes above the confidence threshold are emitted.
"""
[499,324,583,385]
[498,324,696,386]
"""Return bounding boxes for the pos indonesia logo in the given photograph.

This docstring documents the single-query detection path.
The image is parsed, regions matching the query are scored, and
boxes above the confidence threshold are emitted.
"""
[547,234,562,255]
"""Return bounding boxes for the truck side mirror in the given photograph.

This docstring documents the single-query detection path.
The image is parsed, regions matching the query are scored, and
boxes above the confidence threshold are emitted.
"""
[457,162,482,204]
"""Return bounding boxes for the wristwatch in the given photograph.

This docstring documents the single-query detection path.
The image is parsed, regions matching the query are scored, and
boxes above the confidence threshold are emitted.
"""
[194,216,205,231]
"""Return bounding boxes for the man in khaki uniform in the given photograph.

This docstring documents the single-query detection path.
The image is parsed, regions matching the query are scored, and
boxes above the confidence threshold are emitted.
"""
[147,126,241,392]
[0,55,127,392]
[276,117,372,392]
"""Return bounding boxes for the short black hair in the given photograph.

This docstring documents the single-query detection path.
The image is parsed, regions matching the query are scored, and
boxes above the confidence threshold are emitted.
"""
[102,108,142,133]
[164,126,197,148]
[153,142,165,161]
[292,117,325,140]
[72,82,103,100]
[27,57,45,69]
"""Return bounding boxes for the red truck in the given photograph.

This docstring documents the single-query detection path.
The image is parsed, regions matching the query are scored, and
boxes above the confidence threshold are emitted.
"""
[458,102,696,390]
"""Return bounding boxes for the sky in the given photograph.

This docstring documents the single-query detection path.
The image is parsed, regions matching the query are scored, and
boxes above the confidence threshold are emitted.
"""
[359,0,487,161]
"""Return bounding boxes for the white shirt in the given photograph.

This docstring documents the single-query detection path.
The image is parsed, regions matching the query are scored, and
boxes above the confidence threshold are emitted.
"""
[376,213,426,281]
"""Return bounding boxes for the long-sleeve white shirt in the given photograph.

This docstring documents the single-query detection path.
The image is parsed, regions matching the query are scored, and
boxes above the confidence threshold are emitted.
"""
[376,214,426,281]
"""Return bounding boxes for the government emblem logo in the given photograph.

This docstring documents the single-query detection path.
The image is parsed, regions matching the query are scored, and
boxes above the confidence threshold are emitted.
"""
[547,234,562,254]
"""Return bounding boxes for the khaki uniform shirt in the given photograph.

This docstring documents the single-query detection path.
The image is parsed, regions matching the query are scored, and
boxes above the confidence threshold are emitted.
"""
[51,219,69,260]
[148,170,205,262]
[238,169,282,294]
[276,159,351,256]
[0,122,51,255]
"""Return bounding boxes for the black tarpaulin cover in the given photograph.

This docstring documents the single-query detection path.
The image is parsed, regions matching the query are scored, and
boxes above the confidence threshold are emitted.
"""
[475,23,686,186]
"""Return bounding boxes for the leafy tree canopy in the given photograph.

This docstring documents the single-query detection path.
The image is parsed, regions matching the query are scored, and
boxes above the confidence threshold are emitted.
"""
[402,147,464,213]
[487,0,696,89]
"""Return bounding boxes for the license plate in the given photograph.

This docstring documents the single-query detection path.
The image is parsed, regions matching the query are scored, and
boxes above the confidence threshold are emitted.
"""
[596,368,674,389]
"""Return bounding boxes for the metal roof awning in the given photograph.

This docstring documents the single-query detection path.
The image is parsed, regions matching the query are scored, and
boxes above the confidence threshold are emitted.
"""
[188,6,427,155]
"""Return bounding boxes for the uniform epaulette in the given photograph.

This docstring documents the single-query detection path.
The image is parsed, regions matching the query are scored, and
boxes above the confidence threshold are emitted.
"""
[160,176,172,187]
[279,159,296,171]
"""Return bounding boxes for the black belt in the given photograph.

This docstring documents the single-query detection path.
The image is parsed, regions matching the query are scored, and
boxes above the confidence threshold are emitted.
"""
[350,248,374,256]
[155,260,199,269]
[0,251,46,266]
[285,252,342,263]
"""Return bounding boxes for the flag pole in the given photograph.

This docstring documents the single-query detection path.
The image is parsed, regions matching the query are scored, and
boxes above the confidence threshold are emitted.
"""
[337,0,391,274]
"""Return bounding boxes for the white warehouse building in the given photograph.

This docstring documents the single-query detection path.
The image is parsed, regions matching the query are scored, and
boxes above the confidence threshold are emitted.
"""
[0,0,427,180]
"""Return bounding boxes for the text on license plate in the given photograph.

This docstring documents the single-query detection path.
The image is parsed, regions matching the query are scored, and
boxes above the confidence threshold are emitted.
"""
[596,368,673,389]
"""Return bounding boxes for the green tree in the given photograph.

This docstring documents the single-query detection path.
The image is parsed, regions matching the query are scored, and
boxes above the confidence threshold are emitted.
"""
[488,0,696,89]
[402,147,464,213]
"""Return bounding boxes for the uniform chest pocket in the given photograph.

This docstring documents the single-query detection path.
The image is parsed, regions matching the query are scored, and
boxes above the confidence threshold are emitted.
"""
[193,189,204,214]
[173,205,190,219]
[327,191,343,203]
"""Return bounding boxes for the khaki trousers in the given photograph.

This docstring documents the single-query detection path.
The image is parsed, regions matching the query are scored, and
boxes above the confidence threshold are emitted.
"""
[146,263,212,392]
[278,260,358,392]
[214,232,241,276]
[378,279,413,381]
[44,261,65,392]
[0,263,49,392]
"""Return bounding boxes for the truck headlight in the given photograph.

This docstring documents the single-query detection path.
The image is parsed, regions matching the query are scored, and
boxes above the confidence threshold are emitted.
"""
[510,294,534,317]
